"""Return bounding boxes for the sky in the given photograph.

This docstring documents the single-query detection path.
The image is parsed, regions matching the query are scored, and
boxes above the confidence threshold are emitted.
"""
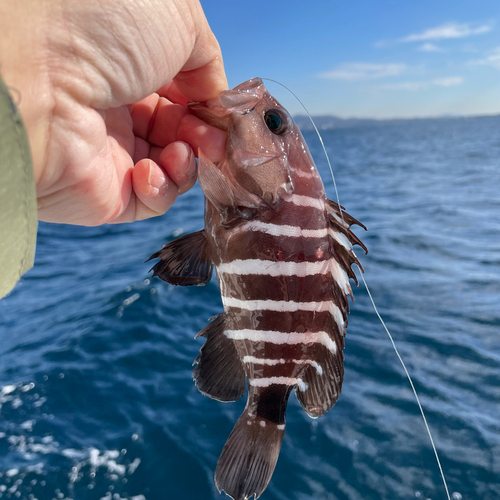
[202,0,500,118]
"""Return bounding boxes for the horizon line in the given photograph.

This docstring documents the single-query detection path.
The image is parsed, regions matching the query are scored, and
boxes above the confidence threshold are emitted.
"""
[293,111,500,122]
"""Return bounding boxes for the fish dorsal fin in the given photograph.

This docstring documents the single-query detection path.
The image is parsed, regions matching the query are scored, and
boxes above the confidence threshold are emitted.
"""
[193,313,246,402]
[295,319,345,418]
[326,199,368,285]
[198,149,265,212]
[147,230,213,286]
[327,199,368,252]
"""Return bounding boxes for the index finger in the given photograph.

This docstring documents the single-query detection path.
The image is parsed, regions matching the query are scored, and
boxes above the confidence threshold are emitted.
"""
[156,81,189,107]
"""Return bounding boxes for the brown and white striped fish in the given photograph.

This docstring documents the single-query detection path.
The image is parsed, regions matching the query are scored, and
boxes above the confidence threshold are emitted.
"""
[148,78,367,500]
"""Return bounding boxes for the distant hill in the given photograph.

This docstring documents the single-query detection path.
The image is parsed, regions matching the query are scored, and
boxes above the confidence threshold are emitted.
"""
[293,115,379,130]
[293,113,500,130]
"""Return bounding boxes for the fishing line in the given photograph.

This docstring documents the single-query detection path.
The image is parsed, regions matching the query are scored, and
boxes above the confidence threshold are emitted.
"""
[262,77,451,500]
[357,270,451,500]
[260,78,345,224]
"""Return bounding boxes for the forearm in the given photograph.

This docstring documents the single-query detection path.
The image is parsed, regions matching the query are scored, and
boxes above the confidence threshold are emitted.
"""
[0,0,52,183]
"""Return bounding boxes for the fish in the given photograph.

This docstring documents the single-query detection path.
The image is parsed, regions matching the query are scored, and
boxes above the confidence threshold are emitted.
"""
[147,77,367,500]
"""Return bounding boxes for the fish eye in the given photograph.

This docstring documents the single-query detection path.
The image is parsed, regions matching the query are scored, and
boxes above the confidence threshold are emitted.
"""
[264,109,291,135]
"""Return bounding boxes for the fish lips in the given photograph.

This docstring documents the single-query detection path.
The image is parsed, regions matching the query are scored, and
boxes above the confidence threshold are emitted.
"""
[188,78,266,131]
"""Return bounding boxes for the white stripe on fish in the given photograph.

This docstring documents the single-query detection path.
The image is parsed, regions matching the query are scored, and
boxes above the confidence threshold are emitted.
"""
[244,220,329,238]
[294,168,317,179]
[287,194,325,210]
[218,258,351,295]
[249,376,308,391]
[225,329,337,353]
[218,258,332,277]
[243,356,323,375]
[221,297,345,331]
[227,222,352,253]
[243,221,352,251]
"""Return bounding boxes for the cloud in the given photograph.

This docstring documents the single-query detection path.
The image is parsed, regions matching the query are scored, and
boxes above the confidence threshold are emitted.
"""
[417,43,444,52]
[378,77,463,91]
[470,47,500,69]
[433,77,464,86]
[379,82,429,91]
[318,63,406,81]
[402,23,493,42]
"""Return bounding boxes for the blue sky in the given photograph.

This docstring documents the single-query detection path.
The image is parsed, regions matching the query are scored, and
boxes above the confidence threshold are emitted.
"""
[202,0,500,118]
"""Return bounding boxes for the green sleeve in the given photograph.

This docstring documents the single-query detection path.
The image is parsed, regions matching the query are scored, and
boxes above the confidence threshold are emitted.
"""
[0,75,37,299]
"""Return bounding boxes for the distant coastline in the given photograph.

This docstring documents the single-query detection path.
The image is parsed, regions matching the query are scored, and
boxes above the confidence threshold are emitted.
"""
[293,113,500,130]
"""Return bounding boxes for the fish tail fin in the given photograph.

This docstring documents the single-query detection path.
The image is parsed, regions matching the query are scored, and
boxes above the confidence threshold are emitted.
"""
[215,413,285,500]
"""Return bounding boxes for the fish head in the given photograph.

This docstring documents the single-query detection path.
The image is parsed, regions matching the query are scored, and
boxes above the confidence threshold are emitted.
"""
[189,78,309,209]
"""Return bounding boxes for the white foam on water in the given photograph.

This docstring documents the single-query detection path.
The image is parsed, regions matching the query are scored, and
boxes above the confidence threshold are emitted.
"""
[0,382,143,500]
[1,385,16,396]
[62,448,88,460]
[20,420,35,431]
[127,458,141,475]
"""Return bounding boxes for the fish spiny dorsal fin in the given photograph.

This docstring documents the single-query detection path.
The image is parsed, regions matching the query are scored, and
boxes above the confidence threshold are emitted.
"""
[327,200,368,238]
[326,199,368,284]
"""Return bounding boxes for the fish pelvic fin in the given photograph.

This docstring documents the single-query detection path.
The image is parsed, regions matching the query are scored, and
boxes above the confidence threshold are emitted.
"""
[215,413,285,500]
[146,230,213,286]
[193,313,246,402]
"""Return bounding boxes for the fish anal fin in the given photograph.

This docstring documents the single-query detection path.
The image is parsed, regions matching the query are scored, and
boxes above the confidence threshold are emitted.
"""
[147,230,213,286]
[193,314,246,402]
[295,350,344,419]
[215,413,285,500]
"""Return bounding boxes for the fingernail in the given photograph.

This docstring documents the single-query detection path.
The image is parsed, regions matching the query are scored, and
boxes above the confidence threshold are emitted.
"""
[178,150,197,193]
[147,161,168,192]
[187,149,197,176]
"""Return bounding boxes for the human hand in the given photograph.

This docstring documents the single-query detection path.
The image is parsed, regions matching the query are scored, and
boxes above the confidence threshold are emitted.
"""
[0,0,227,225]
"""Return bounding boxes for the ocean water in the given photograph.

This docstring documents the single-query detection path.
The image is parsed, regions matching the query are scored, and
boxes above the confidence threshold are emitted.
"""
[1,116,499,500]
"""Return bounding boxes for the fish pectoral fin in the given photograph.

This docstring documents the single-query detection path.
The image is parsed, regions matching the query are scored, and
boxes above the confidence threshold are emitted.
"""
[193,313,246,402]
[198,149,265,211]
[146,230,213,286]
[215,412,285,500]
[295,348,344,418]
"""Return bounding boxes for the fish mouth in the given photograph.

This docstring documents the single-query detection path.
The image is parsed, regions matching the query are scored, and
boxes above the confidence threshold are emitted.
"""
[219,78,266,110]
[188,78,266,131]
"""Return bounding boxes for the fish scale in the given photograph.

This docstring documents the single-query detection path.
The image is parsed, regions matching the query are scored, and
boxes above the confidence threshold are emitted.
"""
[148,78,366,500]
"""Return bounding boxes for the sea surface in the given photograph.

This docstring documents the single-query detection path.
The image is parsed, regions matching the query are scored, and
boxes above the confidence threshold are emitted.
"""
[1,115,499,500]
